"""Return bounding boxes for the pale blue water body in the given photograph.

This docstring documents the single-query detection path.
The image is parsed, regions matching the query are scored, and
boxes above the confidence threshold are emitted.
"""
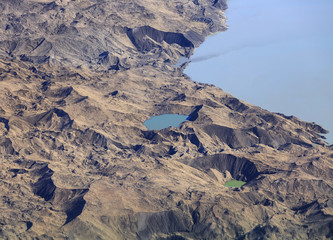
[175,57,190,68]
[144,114,189,131]
[185,0,333,144]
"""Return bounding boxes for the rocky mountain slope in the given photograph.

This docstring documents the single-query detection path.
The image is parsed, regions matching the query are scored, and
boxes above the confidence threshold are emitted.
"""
[0,0,332,239]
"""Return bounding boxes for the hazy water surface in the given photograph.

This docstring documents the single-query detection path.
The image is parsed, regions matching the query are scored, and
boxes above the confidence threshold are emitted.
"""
[185,0,333,143]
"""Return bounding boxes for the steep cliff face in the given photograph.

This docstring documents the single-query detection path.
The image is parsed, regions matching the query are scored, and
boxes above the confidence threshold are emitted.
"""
[0,0,332,239]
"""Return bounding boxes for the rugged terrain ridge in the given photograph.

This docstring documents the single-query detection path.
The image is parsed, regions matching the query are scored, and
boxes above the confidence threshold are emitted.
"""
[0,0,332,239]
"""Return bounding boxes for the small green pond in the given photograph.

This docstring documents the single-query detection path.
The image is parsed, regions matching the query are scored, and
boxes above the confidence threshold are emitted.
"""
[144,114,189,131]
[224,180,246,188]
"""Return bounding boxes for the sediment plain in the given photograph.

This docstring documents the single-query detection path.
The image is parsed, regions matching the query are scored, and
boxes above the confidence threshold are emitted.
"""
[0,0,332,239]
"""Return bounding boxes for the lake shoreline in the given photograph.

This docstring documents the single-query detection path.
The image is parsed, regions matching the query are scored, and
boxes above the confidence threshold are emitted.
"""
[185,0,333,144]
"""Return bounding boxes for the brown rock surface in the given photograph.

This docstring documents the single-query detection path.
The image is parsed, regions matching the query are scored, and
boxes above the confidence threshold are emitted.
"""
[0,0,332,239]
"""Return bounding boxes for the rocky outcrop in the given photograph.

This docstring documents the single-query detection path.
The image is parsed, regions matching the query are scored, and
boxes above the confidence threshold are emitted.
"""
[74,128,108,150]
[211,0,228,10]
[126,26,194,52]
[0,137,16,155]
[184,154,259,181]
[203,124,258,149]
[25,108,73,131]
[0,117,9,132]
[30,162,88,224]
[137,210,193,240]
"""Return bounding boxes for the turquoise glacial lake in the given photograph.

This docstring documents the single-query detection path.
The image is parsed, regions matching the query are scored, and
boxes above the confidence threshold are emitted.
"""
[144,114,188,131]
[185,0,333,144]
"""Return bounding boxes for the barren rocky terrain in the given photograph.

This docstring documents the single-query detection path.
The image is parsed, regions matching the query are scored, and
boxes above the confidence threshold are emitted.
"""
[0,0,332,239]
